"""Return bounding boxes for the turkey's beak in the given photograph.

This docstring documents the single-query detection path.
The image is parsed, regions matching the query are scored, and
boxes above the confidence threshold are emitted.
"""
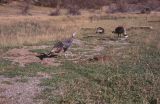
[72,32,77,38]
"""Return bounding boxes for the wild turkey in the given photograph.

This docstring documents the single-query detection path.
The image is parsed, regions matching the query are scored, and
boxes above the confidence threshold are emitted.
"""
[112,26,128,38]
[141,7,151,14]
[37,32,76,60]
[96,27,105,34]
[48,32,77,56]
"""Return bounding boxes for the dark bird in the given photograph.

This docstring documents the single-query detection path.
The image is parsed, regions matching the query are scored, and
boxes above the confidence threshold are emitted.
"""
[112,26,128,38]
[36,53,58,60]
[96,27,105,34]
[48,32,77,56]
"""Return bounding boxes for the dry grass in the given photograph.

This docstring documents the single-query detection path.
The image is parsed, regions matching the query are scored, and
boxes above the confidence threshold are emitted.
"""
[0,16,87,47]
[0,3,160,47]
[0,13,159,47]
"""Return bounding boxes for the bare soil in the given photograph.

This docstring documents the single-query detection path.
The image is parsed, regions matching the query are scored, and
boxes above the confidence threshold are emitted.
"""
[3,48,60,67]
[0,76,43,104]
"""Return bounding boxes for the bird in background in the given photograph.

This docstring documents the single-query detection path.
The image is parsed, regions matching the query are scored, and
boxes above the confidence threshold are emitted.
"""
[96,27,105,34]
[112,26,128,38]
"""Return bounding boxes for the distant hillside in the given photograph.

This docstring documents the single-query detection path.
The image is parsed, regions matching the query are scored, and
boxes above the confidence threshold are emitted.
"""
[0,0,160,13]
[0,0,160,9]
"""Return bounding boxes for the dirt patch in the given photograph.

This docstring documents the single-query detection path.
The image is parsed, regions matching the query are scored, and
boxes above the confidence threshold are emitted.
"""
[88,55,112,64]
[40,58,60,66]
[3,48,60,67]
[0,76,43,104]
[3,48,40,67]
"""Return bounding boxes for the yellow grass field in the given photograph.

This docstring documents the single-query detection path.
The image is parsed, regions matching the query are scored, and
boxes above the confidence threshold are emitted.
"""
[0,12,159,47]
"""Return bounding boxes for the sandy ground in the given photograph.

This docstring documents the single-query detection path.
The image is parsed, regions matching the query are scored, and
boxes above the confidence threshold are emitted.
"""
[2,48,60,67]
[0,76,42,104]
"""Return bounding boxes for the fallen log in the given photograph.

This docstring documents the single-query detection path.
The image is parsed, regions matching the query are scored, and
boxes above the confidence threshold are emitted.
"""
[127,26,153,30]
[148,20,160,23]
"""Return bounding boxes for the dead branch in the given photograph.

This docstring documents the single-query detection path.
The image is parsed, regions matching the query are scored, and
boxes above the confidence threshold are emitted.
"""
[127,26,153,30]
[148,20,160,23]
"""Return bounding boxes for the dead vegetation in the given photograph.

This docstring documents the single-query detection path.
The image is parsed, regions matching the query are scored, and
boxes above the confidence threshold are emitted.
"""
[127,26,153,31]
[88,55,112,63]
